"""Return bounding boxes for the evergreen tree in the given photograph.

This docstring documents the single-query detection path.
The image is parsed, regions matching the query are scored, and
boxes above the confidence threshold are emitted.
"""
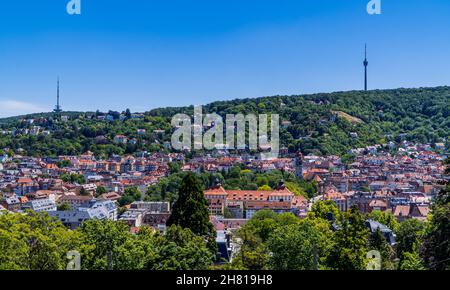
[125,108,132,119]
[79,187,89,196]
[167,172,217,255]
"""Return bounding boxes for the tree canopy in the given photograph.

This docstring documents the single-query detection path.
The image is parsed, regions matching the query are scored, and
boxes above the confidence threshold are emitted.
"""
[166,172,217,256]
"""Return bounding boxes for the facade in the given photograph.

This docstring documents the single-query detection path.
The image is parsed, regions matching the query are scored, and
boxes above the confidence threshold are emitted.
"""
[130,201,170,213]
[120,210,144,227]
[245,201,292,219]
[120,201,172,231]
[204,186,227,216]
[59,194,94,209]
[204,183,301,218]
[322,188,348,212]
[1,195,21,211]
[23,198,57,212]
[49,199,117,229]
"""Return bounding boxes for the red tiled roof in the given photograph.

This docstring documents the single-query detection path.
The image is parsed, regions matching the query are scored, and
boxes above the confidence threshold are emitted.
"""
[291,195,307,207]
[369,200,388,208]
[416,206,430,217]
[205,186,294,201]
[324,189,345,201]
[18,197,29,203]
[204,186,228,196]
[393,205,410,217]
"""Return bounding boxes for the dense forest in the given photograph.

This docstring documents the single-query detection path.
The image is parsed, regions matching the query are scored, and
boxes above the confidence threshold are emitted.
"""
[0,87,449,157]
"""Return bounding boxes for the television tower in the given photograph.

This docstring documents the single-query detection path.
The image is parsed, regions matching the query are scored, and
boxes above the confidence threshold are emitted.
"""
[364,44,368,91]
[54,77,62,113]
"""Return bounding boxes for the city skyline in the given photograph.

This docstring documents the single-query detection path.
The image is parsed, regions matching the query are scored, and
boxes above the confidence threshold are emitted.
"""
[0,1,449,276]
[1,0,450,117]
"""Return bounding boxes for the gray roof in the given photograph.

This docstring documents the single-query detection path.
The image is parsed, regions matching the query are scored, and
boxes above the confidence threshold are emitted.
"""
[49,207,109,222]
[49,199,116,225]
[366,219,391,233]
[365,219,396,246]
[82,199,117,212]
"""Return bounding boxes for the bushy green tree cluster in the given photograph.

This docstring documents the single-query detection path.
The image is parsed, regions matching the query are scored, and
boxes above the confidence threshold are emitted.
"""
[118,186,142,206]
[0,212,214,270]
[227,208,335,270]
[0,211,82,270]
[1,87,448,157]
[60,173,86,184]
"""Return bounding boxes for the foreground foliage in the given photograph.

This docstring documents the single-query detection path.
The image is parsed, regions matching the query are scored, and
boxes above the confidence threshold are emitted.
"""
[0,214,214,270]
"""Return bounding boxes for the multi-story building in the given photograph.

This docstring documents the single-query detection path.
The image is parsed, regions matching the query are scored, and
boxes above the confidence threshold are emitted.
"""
[22,198,57,213]
[204,182,299,218]
[49,200,117,229]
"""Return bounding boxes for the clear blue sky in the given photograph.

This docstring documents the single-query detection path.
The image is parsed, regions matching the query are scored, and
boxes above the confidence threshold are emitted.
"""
[0,0,449,117]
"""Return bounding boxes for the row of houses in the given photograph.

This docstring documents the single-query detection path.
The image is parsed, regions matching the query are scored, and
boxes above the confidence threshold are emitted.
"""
[0,151,182,231]
[316,186,432,222]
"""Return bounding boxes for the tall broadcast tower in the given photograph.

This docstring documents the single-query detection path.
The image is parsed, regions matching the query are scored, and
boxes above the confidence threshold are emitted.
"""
[54,77,62,113]
[364,44,368,91]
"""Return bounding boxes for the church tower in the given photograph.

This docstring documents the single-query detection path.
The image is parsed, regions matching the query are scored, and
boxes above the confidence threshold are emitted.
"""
[295,153,304,179]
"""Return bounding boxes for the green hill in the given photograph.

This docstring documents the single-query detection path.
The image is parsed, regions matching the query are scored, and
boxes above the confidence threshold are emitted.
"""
[0,87,449,157]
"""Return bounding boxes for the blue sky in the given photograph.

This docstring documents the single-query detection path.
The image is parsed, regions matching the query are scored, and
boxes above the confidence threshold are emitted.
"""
[0,0,449,117]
